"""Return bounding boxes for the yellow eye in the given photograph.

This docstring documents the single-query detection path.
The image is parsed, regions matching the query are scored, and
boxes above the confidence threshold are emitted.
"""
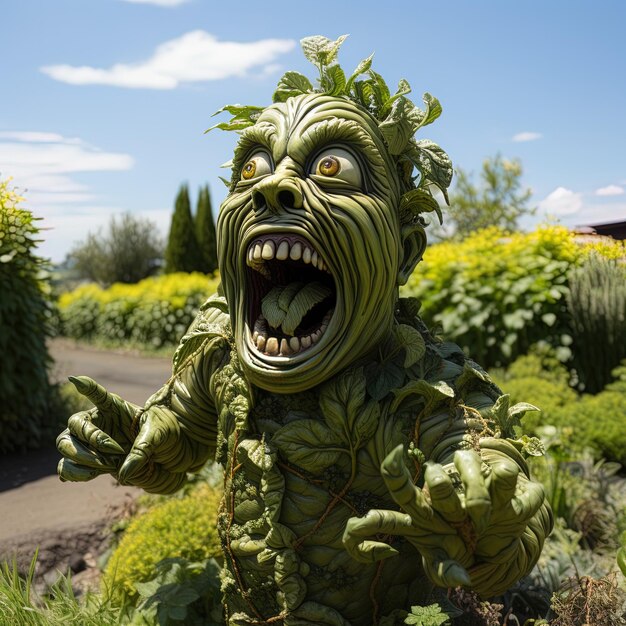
[240,151,272,181]
[318,156,340,177]
[242,161,256,179]
[310,148,362,187]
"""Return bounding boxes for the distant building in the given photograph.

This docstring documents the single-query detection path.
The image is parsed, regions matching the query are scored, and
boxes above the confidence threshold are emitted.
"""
[575,219,626,241]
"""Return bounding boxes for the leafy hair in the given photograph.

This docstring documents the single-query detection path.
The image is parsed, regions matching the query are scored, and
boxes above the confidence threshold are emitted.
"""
[209,35,452,225]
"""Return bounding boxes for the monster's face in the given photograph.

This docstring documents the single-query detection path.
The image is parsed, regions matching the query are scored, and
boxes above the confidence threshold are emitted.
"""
[217,94,420,393]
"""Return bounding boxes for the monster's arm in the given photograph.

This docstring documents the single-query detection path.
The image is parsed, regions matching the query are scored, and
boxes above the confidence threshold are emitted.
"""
[57,297,231,494]
[345,362,553,598]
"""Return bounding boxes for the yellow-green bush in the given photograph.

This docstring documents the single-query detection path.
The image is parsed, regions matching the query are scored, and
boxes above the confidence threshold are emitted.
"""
[403,225,625,368]
[104,483,222,600]
[59,272,220,348]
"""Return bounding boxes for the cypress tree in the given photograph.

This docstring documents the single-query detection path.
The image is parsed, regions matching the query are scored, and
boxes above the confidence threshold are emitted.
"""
[165,184,202,273]
[195,184,218,274]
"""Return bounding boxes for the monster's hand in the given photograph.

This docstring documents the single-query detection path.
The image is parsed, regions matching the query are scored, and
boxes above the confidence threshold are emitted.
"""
[343,441,551,597]
[57,376,188,494]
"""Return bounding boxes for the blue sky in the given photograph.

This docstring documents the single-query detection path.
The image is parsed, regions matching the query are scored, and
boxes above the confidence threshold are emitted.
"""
[1,0,625,261]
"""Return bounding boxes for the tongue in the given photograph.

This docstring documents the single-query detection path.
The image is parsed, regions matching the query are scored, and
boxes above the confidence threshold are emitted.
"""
[261,281,331,336]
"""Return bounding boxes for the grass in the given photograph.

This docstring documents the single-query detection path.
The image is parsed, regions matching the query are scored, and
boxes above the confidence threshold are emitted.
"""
[0,551,127,626]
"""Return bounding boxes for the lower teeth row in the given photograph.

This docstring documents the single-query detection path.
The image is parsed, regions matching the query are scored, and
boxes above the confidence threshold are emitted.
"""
[252,311,332,356]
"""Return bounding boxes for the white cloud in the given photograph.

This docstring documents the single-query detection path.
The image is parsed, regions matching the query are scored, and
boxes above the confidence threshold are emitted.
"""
[0,132,135,261]
[538,187,583,216]
[595,184,624,197]
[512,131,543,142]
[41,31,296,89]
[121,0,190,5]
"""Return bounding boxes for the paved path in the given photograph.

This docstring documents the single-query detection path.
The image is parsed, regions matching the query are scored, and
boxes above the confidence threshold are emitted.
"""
[0,340,172,562]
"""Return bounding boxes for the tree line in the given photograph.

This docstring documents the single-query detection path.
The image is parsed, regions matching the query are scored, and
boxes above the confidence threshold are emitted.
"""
[67,184,218,286]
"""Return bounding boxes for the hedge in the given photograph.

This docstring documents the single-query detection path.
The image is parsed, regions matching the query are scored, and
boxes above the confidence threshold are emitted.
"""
[58,272,220,348]
[402,225,625,369]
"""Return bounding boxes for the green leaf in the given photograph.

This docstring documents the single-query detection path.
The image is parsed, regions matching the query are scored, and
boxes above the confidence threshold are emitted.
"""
[417,93,442,129]
[509,401,540,420]
[380,78,412,117]
[211,104,264,118]
[351,79,374,110]
[205,118,254,133]
[321,64,346,96]
[390,379,455,414]
[346,53,374,92]
[367,360,405,401]
[318,34,349,66]
[490,394,511,430]
[300,34,348,67]
[519,435,545,457]
[261,287,284,329]
[455,362,490,394]
[281,282,332,335]
[541,312,557,326]
[272,419,344,472]
[273,71,314,103]
[353,400,380,447]
[409,140,453,201]
[399,188,443,225]
[301,35,333,64]
[379,97,416,155]
[404,602,450,626]
[319,367,367,441]
[393,323,426,367]
[368,69,391,109]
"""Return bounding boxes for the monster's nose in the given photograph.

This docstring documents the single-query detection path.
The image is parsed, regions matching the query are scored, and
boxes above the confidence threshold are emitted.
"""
[252,175,303,213]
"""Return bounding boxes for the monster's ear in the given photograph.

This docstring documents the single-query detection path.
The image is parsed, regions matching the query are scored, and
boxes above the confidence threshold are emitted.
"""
[397,223,427,286]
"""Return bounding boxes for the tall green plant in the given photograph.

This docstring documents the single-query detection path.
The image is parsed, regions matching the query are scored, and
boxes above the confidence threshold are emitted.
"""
[195,184,218,274]
[165,184,202,273]
[0,179,58,452]
[566,254,626,393]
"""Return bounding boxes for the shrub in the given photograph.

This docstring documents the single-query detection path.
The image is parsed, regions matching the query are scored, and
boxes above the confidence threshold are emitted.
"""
[104,484,222,601]
[0,179,59,452]
[498,354,626,466]
[403,225,625,369]
[68,212,164,286]
[566,254,626,393]
[58,272,220,348]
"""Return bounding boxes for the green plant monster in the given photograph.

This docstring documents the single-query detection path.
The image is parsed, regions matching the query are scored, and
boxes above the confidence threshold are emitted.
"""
[56,36,553,625]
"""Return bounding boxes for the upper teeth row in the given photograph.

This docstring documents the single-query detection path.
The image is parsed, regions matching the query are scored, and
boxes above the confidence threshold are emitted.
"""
[247,240,328,272]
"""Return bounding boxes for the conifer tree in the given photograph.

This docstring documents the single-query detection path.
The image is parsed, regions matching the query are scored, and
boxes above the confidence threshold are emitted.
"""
[195,184,218,274]
[165,184,202,273]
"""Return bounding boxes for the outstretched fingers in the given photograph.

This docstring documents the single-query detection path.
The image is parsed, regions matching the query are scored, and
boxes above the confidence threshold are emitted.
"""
[381,445,451,534]
[422,549,471,588]
[67,412,125,454]
[343,510,416,563]
[424,462,465,524]
[69,376,135,423]
[56,430,118,471]
[57,458,107,482]
[488,456,519,510]
[454,450,491,535]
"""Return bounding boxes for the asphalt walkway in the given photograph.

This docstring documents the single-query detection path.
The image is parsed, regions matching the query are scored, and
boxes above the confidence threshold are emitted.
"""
[0,340,173,565]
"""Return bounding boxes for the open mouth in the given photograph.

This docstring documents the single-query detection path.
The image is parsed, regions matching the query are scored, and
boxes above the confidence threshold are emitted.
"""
[245,233,336,358]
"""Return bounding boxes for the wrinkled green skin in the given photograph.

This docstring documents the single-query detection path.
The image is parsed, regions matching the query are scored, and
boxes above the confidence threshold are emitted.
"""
[57,95,552,625]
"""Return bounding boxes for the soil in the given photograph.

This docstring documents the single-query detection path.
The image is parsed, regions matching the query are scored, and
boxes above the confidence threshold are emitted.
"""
[0,339,172,595]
